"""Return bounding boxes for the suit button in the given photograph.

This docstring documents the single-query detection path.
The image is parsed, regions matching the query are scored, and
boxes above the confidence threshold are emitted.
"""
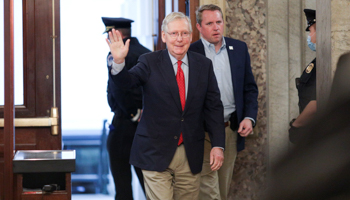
[174,136,178,139]
[181,118,184,121]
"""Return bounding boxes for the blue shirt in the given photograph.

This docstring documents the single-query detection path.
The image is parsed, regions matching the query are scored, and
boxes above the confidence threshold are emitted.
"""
[201,38,235,122]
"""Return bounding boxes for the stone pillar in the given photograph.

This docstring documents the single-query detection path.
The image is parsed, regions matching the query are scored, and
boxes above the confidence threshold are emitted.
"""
[225,0,267,199]
[267,0,316,166]
[267,0,290,168]
[317,0,350,109]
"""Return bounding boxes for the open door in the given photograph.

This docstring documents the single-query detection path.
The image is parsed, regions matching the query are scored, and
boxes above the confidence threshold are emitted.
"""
[0,0,62,198]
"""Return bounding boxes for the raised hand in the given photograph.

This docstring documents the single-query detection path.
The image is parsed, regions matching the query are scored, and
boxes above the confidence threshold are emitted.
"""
[105,29,130,64]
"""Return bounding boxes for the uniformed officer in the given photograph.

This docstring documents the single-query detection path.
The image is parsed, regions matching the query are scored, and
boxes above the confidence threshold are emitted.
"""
[264,52,350,200]
[289,9,317,144]
[102,17,151,200]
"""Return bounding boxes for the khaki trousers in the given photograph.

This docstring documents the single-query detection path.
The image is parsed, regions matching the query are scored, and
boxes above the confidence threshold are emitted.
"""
[142,144,201,200]
[199,125,238,200]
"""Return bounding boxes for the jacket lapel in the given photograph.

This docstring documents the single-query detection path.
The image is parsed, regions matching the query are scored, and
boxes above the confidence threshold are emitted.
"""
[184,51,200,114]
[193,40,206,55]
[157,50,183,112]
[225,38,237,90]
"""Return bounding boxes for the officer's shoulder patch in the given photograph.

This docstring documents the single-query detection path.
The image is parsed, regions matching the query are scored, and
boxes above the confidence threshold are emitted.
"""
[305,63,314,73]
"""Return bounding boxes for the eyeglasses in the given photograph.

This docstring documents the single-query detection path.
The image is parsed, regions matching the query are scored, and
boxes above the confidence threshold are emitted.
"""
[167,31,191,39]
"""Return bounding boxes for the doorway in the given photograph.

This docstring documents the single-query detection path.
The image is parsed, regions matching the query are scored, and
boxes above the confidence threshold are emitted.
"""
[60,0,152,199]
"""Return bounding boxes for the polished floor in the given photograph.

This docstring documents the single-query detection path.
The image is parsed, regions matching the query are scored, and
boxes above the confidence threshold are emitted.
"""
[72,167,146,200]
[72,189,146,200]
[72,190,146,200]
[72,194,114,200]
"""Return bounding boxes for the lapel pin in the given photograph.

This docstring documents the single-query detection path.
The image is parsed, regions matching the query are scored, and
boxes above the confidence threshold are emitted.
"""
[229,46,234,50]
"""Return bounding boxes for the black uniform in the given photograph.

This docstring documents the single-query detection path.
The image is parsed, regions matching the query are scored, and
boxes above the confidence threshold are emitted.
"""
[289,9,317,144]
[297,8,317,113]
[297,58,316,113]
[106,37,151,200]
[289,58,316,143]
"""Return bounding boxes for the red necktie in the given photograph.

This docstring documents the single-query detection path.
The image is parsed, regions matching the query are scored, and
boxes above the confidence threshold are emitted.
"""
[176,60,185,145]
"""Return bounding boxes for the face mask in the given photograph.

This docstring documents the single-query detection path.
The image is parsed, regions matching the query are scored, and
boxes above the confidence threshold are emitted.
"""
[307,35,316,51]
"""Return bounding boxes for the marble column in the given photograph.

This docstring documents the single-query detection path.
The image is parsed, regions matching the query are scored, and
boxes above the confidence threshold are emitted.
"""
[317,0,350,109]
[225,0,315,199]
[226,0,267,199]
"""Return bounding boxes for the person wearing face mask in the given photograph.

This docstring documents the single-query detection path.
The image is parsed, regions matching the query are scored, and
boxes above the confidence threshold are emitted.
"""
[289,9,317,144]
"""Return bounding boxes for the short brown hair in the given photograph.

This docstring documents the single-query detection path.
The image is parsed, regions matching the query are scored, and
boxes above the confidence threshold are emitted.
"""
[196,4,223,26]
[115,28,131,38]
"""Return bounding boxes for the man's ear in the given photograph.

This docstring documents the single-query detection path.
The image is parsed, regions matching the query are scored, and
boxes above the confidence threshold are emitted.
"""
[161,31,166,43]
[196,23,201,32]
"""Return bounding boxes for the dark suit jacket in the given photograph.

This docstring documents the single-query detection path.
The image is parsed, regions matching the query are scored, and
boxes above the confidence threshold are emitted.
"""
[107,37,151,119]
[189,37,258,151]
[110,49,225,174]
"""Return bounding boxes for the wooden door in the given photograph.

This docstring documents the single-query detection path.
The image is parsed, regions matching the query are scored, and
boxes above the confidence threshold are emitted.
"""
[0,0,62,198]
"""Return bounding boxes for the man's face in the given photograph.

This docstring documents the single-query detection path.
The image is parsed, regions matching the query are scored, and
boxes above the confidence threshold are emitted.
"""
[309,24,316,43]
[161,19,192,60]
[196,10,224,45]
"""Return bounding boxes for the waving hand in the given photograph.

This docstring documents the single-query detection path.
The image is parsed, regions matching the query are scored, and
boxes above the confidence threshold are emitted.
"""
[105,29,130,64]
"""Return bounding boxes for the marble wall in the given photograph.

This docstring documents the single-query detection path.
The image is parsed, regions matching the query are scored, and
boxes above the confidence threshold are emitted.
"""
[329,0,350,74]
[222,0,350,199]
[223,0,315,199]
[225,0,267,199]
[199,0,347,199]
[317,0,350,108]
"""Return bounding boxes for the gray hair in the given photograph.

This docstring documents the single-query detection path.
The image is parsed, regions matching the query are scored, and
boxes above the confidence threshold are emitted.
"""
[196,4,223,26]
[161,12,192,33]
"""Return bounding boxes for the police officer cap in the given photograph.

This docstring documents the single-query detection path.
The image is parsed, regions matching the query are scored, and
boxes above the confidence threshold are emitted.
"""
[102,17,134,33]
[304,9,316,31]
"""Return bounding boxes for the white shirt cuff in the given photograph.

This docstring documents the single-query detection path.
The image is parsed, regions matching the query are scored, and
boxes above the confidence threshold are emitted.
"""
[131,109,141,122]
[111,61,125,75]
[244,117,255,126]
[213,146,225,151]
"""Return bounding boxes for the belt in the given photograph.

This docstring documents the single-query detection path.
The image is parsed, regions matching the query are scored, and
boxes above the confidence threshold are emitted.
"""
[225,121,229,127]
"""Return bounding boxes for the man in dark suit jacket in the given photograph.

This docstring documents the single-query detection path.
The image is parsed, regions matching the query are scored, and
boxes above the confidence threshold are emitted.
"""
[103,17,151,200]
[106,12,225,200]
[189,4,258,200]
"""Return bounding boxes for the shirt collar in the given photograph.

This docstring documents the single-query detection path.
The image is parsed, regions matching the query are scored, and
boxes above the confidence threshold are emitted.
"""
[168,51,188,66]
[201,37,226,52]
